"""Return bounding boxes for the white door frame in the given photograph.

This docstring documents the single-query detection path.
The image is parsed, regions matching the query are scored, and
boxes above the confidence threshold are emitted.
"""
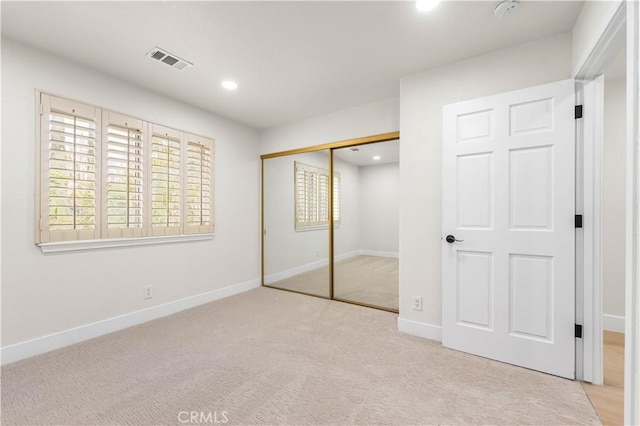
[574,0,625,386]
[624,2,640,424]
[575,75,605,385]
[574,1,639,423]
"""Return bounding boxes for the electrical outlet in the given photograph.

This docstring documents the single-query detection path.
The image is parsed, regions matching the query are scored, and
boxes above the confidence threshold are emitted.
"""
[143,285,153,299]
[316,250,320,258]
[412,296,422,311]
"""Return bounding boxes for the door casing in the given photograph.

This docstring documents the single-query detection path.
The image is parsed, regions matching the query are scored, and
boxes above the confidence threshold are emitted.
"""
[573,0,626,387]
[573,2,640,424]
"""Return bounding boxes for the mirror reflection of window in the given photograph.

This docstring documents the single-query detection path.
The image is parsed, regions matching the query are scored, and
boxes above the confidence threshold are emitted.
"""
[262,139,399,312]
[294,161,340,230]
[263,150,330,298]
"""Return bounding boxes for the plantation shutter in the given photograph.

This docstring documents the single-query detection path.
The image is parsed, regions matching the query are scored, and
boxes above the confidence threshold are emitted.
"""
[319,173,329,223]
[39,94,101,243]
[102,111,145,238]
[295,162,308,226]
[185,133,214,234]
[308,170,320,225]
[37,93,219,248]
[150,124,182,236]
[294,161,339,229]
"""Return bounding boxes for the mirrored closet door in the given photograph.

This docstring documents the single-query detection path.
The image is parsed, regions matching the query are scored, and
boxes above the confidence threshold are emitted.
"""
[263,150,331,298]
[262,133,399,312]
[332,140,400,311]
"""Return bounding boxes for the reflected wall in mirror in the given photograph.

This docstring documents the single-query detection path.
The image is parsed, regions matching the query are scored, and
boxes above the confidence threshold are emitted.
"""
[333,140,399,311]
[263,150,330,297]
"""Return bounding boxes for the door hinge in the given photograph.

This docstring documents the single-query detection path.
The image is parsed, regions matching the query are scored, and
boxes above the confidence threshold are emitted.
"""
[575,105,583,119]
[39,104,43,116]
[575,214,583,228]
[575,324,583,338]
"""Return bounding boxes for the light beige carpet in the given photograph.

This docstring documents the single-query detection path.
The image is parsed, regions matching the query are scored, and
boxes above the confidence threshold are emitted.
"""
[268,255,399,311]
[1,287,600,425]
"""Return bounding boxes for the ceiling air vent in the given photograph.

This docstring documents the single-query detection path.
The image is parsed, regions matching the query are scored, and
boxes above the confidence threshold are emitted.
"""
[146,47,193,71]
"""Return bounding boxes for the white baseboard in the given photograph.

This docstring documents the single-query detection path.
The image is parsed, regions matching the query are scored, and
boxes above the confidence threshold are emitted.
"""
[0,278,261,366]
[336,250,360,262]
[397,318,442,342]
[264,250,398,285]
[264,258,328,285]
[358,250,399,258]
[603,314,625,333]
[264,250,360,284]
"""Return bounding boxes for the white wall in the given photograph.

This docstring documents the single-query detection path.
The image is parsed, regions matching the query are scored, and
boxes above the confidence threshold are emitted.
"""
[358,162,399,255]
[260,98,399,155]
[572,0,624,75]
[399,33,573,330]
[334,158,361,257]
[603,77,626,319]
[1,38,261,348]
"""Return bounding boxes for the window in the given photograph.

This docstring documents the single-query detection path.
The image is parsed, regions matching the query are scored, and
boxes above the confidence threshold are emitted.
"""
[332,173,341,224]
[41,95,101,243]
[185,135,214,234]
[150,124,182,236]
[37,93,215,247]
[103,111,144,239]
[294,161,340,229]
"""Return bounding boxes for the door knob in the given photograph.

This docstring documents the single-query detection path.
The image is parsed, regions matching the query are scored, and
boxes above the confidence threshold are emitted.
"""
[445,235,464,243]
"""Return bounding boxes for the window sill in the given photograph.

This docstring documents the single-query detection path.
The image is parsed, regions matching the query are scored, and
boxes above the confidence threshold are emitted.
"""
[37,233,214,254]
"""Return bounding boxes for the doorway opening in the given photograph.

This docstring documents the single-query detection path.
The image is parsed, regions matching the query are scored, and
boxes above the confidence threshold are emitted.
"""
[581,38,627,426]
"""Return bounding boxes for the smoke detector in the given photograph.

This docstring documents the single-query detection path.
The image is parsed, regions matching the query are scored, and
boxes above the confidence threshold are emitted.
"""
[146,47,193,71]
[494,0,519,19]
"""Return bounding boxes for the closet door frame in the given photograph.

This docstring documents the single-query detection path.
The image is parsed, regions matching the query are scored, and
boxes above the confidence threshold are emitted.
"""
[261,132,400,312]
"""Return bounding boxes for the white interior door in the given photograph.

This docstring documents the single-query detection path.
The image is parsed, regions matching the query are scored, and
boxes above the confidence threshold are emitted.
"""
[442,79,576,379]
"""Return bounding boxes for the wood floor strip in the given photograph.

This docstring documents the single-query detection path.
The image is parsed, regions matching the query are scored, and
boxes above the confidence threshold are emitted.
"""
[582,331,625,426]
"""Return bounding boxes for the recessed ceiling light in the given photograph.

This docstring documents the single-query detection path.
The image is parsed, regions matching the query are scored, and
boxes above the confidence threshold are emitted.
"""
[221,80,238,90]
[416,0,441,12]
[373,156,381,161]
